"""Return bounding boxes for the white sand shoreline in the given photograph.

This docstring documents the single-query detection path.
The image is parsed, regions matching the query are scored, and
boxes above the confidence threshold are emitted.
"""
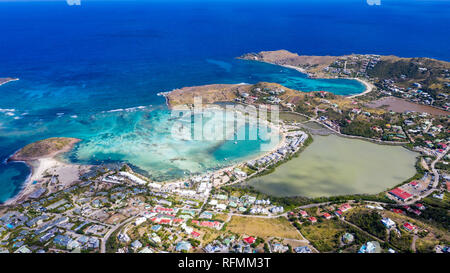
[2,106,290,205]
[161,129,287,189]
[281,64,308,74]
[160,105,288,187]
[2,157,89,206]
[347,78,375,98]
[0,78,19,87]
[2,138,88,206]
[273,64,374,97]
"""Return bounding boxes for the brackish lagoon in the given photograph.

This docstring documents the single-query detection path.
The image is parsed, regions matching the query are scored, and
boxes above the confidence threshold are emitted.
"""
[245,134,419,198]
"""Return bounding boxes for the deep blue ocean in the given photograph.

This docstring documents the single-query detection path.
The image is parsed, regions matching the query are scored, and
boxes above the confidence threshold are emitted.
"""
[0,0,449,203]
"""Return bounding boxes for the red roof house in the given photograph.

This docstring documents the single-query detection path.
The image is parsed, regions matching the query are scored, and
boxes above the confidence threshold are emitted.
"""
[172,218,184,225]
[159,219,171,225]
[299,210,308,217]
[392,209,404,214]
[438,143,447,149]
[403,222,416,232]
[389,188,413,201]
[243,236,256,244]
[415,203,425,210]
[412,209,422,216]
[339,204,352,212]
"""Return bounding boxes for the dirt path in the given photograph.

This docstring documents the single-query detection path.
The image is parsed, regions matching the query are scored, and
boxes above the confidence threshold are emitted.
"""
[340,219,385,243]
[411,235,418,253]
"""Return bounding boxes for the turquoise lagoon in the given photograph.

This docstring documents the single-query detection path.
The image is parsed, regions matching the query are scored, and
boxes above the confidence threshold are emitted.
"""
[0,59,366,203]
[60,108,280,182]
[2,0,449,202]
[0,1,389,203]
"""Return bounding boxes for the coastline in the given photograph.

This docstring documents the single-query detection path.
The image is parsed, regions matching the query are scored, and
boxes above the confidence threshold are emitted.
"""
[269,63,373,97]
[3,159,40,206]
[3,138,85,206]
[162,125,287,189]
[161,105,288,187]
[239,51,373,97]
[281,64,308,75]
[0,77,19,87]
[2,104,289,203]
[0,74,377,206]
[347,78,375,98]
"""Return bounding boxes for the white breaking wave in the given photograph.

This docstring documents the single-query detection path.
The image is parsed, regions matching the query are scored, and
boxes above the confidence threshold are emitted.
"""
[0,108,15,113]
[103,105,150,113]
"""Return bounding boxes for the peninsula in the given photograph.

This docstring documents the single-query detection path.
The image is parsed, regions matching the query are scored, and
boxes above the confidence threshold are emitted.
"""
[160,84,240,109]
[239,50,450,112]
[5,137,90,206]
[10,137,81,162]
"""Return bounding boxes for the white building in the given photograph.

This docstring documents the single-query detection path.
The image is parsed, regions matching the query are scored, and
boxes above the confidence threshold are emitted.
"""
[135,216,147,226]
[381,217,396,229]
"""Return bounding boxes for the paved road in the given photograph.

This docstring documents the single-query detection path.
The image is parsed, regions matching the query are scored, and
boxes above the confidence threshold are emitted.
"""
[431,146,449,188]
[229,212,288,218]
[298,200,396,210]
[423,119,434,134]
[298,202,331,209]
[100,215,138,253]
[403,145,449,205]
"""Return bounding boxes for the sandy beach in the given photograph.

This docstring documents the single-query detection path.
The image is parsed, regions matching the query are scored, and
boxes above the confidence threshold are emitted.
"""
[281,64,308,74]
[162,112,289,189]
[347,78,375,98]
[3,138,90,206]
[3,157,89,206]
[278,65,374,97]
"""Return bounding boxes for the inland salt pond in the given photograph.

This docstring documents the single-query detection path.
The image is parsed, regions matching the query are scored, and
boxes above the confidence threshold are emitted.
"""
[245,134,419,198]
